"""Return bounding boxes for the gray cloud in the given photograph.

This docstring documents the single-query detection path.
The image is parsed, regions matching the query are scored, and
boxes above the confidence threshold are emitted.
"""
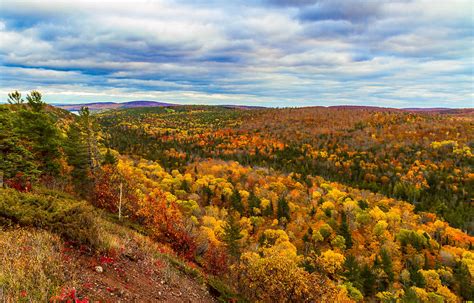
[298,0,383,23]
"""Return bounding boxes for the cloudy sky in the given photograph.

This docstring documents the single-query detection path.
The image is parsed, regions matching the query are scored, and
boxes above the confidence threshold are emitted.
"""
[0,0,472,107]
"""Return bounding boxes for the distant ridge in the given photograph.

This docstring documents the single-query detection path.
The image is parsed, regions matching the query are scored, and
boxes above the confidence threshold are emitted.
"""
[402,108,474,114]
[53,100,176,111]
[53,101,265,111]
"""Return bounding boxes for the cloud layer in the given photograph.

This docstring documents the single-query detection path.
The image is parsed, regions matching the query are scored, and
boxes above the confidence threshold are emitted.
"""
[0,0,472,107]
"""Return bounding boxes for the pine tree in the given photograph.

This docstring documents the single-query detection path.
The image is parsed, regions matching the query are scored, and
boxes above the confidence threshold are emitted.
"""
[25,91,45,112]
[15,92,61,176]
[231,188,244,214]
[65,122,92,196]
[181,179,190,192]
[454,261,474,300]
[343,255,363,291]
[263,199,274,217]
[78,107,101,171]
[0,106,38,184]
[407,259,425,288]
[102,149,117,166]
[360,264,376,296]
[380,249,394,282]
[7,91,24,105]
[277,195,290,222]
[340,211,353,249]
[222,211,243,258]
[202,185,213,206]
[248,190,261,216]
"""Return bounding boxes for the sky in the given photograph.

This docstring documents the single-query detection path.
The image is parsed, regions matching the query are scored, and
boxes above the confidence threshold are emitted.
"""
[0,0,472,107]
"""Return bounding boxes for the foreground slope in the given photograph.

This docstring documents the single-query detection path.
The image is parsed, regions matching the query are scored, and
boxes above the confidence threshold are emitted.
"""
[0,188,219,302]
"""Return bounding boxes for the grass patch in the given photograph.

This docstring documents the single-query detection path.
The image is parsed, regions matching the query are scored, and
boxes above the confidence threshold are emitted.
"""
[207,276,247,303]
[0,229,72,302]
[156,251,243,302]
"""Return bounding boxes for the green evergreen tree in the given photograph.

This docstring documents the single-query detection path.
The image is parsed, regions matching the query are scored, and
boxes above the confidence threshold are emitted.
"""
[340,211,353,249]
[15,92,61,176]
[407,259,425,288]
[7,91,24,105]
[263,199,274,217]
[380,249,394,283]
[248,190,261,216]
[78,107,101,171]
[343,255,363,291]
[360,264,376,296]
[65,122,92,196]
[401,288,419,303]
[181,179,190,192]
[25,90,45,112]
[277,195,290,222]
[0,106,38,182]
[454,261,474,300]
[203,185,213,206]
[231,188,244,214]
[102,149,117,166]
[222,211,243,258]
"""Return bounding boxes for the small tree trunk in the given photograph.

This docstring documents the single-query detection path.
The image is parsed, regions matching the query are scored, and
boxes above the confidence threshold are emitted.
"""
[119,182,123,221]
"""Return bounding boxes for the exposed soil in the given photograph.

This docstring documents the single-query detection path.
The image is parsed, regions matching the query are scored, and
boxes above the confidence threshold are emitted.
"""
[63,247,216,303]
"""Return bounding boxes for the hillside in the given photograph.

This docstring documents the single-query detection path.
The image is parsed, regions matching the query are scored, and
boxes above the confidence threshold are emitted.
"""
[1,92,473,302]
[98,105,474,233]
[0,189,220,302]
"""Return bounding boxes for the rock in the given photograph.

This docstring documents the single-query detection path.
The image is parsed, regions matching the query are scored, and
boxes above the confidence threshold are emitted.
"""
[125,253,137,261]
[95,265,103,273]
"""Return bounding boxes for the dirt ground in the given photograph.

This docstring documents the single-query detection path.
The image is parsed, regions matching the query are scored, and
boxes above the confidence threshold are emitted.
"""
[64,247,217,303]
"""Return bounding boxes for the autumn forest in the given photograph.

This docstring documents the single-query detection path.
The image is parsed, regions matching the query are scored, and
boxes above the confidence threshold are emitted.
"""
[0,92,473,302]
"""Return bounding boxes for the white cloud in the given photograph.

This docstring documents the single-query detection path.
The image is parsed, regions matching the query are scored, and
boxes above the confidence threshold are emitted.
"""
[0,0,472,107]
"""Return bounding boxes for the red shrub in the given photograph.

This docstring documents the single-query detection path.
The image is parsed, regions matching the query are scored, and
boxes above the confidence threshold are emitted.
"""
[138,193,197,261]
[203,244,228,275]
[5,173,31,192]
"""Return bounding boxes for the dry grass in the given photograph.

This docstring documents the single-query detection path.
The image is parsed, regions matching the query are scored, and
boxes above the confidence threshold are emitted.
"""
[0,228,74,302]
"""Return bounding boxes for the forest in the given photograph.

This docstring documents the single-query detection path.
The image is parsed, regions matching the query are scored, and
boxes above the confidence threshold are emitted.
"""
[1,91,473,302]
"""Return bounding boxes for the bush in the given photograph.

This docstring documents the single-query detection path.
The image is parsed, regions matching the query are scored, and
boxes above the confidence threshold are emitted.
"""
[0,188,100,248]
[238,252,341,302]
[397,229,428,251]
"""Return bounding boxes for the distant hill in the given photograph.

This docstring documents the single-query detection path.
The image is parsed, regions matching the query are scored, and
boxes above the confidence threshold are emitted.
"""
[402,107,474,114]
[54,100,176,111]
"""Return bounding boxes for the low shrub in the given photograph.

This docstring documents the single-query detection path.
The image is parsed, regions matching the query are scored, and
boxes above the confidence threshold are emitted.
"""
[0,188,100,248]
